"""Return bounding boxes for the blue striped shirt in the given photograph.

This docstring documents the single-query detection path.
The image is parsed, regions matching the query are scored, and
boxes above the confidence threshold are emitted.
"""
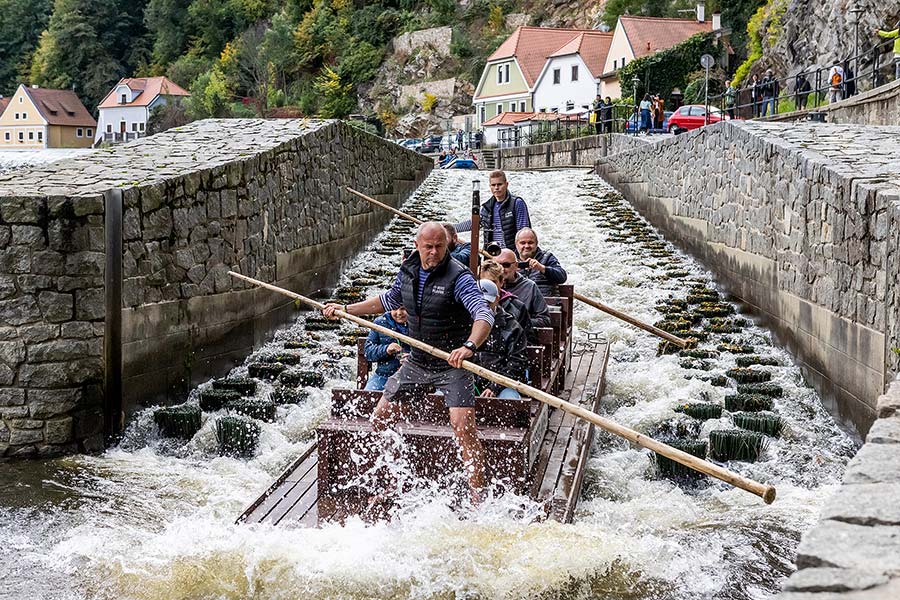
[380,267,494,326]
[455,194,530,249]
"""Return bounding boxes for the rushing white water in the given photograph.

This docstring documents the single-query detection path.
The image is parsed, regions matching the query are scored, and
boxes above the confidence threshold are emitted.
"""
[0,169,855,600]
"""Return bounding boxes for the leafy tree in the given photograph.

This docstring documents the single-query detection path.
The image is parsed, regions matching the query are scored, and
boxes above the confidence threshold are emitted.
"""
[314,65,354,117]
[338,40,383,84]
[0,0,52,95]
[147,99,192,134]
[187,67,232,118]
[166,51,213,89]
[145,0,192,66]
[619,32,719,101]
[28,0,148,109]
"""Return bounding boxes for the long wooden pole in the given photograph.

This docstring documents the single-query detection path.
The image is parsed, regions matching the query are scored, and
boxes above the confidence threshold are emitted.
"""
[228,271,776,504]
[346,186,688,348]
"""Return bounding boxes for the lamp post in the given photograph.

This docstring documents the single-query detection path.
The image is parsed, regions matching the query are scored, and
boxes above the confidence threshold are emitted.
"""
[631,75,640,135]
[849,6,863,94]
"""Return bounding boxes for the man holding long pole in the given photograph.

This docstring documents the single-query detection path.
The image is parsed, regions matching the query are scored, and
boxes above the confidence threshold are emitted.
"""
[322,221,493,504]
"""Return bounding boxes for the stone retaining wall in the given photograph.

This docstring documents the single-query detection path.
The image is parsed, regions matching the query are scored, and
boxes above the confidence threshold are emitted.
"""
[594,121,900,434]
[0,119,432,456]
[495,134,653,170]
[779,376,900,600]
[761,79,900,126]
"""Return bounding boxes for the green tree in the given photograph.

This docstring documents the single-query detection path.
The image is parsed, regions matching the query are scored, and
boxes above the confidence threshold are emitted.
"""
[144,0,192,66]
[28,0,148,109]
[314,65,354,117]
[0,0,52,95]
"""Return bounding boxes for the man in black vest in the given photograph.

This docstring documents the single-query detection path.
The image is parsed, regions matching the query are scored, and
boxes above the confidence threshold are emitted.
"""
[323,222,493,503]
[455,170,531,251]
[514,227,567,297]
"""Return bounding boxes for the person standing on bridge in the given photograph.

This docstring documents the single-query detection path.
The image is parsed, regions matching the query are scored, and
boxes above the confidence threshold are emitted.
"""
[760,69,779,116]
[876,22,900,80]
[323,221,493,504]
[455,170,531,251]
[514,227,567,297]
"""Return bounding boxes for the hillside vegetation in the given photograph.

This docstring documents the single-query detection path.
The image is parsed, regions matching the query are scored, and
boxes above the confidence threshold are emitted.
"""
[0,0,766,132]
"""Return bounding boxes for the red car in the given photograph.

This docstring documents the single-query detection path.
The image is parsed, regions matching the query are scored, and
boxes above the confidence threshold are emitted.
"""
[667,104,728,134]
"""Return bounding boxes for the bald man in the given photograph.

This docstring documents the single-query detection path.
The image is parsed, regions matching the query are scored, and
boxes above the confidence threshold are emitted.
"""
[515,227,567,297]
[323,221,492,504]
[496,248,550,330]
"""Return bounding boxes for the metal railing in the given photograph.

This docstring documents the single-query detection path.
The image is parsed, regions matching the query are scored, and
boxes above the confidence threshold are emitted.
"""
[711,38,897,119]
[102,131,145,143]
[494,105,661,148]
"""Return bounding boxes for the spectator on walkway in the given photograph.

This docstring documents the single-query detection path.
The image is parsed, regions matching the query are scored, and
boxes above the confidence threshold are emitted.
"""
[748,73,761,117]
[844,64,856,97]
[724,80,736,119]
[760,69,778,116]
[877,22,900,80]
[653,95,665,130]
[828,63,845,104]
[795,71,812,111]
[639,94,653,134]
[591,95,603,134]
[601,97,614,133]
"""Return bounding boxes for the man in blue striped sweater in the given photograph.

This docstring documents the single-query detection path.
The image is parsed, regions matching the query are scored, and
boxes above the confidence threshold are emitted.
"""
[323,221,493,503]
[455,170,531,251]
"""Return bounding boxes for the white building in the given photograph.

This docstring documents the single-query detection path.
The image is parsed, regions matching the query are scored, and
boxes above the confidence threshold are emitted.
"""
[95,76,190,144]
[532,31,612,114]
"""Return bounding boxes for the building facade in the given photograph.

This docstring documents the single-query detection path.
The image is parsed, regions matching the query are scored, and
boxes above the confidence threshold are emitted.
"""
[95,76,190,144]
[0,85,95,149]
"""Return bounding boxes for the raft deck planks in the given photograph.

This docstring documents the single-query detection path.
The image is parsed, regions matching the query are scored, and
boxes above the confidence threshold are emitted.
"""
[238,337,609,527]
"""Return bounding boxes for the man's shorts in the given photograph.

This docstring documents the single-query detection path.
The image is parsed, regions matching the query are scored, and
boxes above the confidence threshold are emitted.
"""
[382,360,476,408]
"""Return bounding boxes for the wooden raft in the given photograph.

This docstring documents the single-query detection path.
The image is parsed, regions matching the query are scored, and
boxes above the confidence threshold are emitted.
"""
[238,285,610,527]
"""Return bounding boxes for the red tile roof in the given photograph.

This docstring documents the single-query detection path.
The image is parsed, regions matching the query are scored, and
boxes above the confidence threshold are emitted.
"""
[23,86,96,127]
[483,111,585,126]
[620,16,713,60]
[482,111,534,126]
[98,76,190,109]
[549,31,613,78]
[0,97,9,117]
[487,26,606,87]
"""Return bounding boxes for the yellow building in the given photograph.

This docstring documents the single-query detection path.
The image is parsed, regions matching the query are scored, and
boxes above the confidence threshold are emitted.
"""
[0,84,96,149]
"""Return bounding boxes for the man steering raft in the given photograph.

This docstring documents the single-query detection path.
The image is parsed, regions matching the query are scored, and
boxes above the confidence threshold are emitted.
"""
[322,221,493,505]
[455,170,531,250]
[514,227,567,296]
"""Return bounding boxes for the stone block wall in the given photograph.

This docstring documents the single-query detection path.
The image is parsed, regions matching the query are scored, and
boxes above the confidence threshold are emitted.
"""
[0,119,432,457]
[392,26,452,56]
[594,121,900,433]
[495,134,652,170]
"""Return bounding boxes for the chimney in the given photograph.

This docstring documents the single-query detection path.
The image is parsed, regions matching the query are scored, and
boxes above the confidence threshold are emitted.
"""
[31,84,38,89]
[712,12,721,30]
[696,2,705,23]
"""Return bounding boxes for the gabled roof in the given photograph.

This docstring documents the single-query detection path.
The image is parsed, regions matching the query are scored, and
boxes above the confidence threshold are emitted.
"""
[0,97,9,117]
[548,31,613,78]
[619,16,713,60]
[98,76,190,110]
[487,26,606,87]
[22,86,96,127]
[483,111,585,127]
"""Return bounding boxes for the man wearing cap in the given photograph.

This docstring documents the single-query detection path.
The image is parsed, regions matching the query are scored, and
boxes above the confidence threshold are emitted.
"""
[454,170,531,251]
[496,248,551,330]
[514,227,567,297]
[474,279,527,398]
[322,221,492,503]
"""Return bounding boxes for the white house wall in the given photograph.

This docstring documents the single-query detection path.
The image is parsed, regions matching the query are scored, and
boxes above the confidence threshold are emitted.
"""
[95,105,148,141]
[533,54,597,114]
[602,22,634,74]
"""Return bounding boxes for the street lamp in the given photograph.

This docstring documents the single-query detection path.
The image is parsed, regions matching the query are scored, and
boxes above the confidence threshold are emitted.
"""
[631,75,640,135]
[849,6,863,94]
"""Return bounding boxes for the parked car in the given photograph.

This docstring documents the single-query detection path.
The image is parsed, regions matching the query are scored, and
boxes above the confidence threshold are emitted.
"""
[401,138,422,151]
[624,110,673,134]
[418,135,444,153]
[666,105,727,134]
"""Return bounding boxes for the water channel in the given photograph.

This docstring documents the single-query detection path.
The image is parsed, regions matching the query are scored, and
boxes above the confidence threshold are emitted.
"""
[0,169,857,600]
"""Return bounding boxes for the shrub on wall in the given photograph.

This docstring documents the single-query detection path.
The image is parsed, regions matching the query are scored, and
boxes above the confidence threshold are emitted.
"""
[619,32,719,102]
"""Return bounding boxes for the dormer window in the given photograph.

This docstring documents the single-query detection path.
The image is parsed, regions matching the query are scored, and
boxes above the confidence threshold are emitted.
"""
[120,93,127,104]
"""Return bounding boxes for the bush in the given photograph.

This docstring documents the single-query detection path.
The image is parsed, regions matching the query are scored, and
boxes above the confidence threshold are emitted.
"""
[166,52,213,90]
[315,66,355,118]
[421,92,438,112]
[338,41,384,85]
[620,33,719,101]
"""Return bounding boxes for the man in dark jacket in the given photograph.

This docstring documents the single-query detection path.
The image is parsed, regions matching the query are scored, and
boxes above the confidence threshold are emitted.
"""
[497,248,550,330]
[514,227,567,296]
[442,222,471,266]
[760,69,779,116]
[363,306,410,391]
[323,221,493,503]
[455,170,531,251]
[474,279,527,398]
[480,259,533,342]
